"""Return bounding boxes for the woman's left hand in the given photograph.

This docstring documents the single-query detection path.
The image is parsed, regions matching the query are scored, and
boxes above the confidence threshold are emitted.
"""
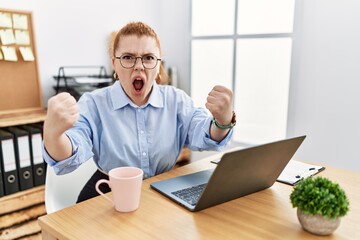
[205,85,233,125]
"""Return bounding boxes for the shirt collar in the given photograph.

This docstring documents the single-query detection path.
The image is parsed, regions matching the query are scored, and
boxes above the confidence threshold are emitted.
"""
[110,81,164,110]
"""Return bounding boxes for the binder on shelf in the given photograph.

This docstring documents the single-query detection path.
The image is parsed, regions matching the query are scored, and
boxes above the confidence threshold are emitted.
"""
[30,122,44,138]
[4,127,34,191]
[0,161,4,197]
[0,133,4,196]
[0,129,20,195]
[19,125,46,186]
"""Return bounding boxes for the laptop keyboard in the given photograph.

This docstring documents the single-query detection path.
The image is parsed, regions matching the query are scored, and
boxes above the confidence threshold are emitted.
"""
[171,183,207,206]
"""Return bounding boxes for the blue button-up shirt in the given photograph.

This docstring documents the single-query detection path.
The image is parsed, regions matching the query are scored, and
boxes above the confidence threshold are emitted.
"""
[43,82,233,178]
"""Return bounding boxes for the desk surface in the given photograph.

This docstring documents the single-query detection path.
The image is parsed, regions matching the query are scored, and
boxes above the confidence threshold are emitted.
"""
[38,154,360,240]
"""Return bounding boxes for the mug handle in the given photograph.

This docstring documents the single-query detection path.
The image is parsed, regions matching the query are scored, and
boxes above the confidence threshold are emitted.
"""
[95,179,113,204]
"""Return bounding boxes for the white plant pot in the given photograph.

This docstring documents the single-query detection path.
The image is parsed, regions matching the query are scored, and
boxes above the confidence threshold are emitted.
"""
[297,208,340,235]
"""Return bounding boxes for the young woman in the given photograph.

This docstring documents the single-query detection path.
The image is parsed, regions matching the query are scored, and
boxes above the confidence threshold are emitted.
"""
[42,22,236,202]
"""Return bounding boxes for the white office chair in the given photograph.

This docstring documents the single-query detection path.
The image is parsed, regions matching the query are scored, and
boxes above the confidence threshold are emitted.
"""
[44,159,97,214]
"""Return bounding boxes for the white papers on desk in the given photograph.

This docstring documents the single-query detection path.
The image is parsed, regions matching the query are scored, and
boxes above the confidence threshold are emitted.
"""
[73,77,113,84]
[277,160,325,185]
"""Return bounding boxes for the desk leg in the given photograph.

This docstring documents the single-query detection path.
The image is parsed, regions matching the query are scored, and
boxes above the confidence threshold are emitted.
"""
[41,230,58,240]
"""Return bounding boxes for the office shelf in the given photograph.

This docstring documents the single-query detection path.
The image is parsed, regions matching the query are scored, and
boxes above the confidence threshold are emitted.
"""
[53,66,114,100]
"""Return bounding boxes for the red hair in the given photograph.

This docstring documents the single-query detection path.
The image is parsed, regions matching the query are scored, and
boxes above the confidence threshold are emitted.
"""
[110,22,169,84]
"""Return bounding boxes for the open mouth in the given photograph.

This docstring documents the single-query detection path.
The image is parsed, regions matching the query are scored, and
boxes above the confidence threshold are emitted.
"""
[133,77,144,92]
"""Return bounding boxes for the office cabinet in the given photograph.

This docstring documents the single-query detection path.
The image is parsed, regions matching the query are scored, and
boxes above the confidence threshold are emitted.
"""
[0,8,46,239]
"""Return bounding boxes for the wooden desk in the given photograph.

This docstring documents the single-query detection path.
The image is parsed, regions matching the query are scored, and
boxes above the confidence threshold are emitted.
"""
[38,155,360,239]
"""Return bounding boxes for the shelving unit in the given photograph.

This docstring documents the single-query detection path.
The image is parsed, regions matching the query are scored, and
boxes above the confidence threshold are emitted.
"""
[0,109,46,127]
[53,65,113,100]
[0,186,45,239]
[0,8,46,239]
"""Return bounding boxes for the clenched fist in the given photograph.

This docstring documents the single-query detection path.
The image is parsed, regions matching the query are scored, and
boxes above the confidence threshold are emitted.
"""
[43,92,79,161]
[205,85,233,126]
[44,92,79,138]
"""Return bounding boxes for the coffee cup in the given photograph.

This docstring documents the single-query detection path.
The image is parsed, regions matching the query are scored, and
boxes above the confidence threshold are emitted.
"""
[95,167,143,212]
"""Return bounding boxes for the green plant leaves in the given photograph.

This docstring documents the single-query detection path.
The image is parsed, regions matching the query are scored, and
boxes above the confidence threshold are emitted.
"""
[290,176,349,219]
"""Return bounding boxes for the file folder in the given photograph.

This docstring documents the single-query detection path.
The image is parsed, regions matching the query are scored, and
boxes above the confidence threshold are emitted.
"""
[19,125,46,186]
[30,122,43,138]
[0,129,20,195]
[277,160,325,185]
[5,127,34,191]
[0,136,4,196]
[0,161,4,197]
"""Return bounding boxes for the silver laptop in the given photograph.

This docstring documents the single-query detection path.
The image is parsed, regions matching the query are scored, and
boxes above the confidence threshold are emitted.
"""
[150,135,306,212]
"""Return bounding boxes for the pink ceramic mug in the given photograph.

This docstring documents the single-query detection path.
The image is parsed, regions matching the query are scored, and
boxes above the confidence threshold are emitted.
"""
[95,167,143,212]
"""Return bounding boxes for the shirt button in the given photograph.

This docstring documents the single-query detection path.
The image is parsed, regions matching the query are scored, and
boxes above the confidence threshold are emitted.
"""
[142,152,147,156]
[140,130,144,134]
[137,108,141,112]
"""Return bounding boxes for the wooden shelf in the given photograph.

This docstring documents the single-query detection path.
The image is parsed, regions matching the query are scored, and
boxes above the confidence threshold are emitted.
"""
[0,185,45,214]
[0,8,46,239]
[0,109,46,127]
[0,185,45,240]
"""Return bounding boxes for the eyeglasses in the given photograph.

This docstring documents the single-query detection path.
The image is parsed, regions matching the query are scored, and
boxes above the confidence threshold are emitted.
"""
[115,54,161,69]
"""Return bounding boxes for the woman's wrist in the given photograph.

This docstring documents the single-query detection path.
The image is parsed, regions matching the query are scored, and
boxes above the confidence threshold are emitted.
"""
[212,111,236,130]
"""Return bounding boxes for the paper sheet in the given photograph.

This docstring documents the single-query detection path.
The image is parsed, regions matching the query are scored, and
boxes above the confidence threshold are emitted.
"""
[32,134,44,164]
[73,77,113,84]
[2,139,17,172]
[277,160,325,185]
[15,30,30,45]
[19,46,35,61]
[1,46,18,61]
[0,29,16,45]
[12,14,28,29]
[18,136,31,168]
[0,12,12,28]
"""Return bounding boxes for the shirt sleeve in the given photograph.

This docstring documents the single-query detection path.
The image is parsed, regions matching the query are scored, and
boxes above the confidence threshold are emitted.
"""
[186,113,233,151]
[203,117,234,148]
[41,133,85,175]
[176,88,233,151]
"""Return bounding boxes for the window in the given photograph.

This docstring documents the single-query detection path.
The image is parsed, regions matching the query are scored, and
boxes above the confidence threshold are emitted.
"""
[191,0,295,144]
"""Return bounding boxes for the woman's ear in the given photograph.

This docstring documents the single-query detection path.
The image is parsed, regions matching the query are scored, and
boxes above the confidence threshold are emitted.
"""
[155,72,161,84]
[111,57,116,69]
[157,64,169,85]
[113,72,119,80]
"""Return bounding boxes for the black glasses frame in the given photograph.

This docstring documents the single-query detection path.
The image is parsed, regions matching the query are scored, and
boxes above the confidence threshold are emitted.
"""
[115,54,162,69]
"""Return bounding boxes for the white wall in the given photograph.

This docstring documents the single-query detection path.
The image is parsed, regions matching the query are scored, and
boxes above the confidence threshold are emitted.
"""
[159,0,191,93]
[288,0,360,171]
[1,0,164,103]
[2,0,359,171]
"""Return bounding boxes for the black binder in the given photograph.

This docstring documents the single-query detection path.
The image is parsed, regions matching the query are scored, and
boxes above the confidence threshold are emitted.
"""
[0,159,3,197]
[0,131,4,196]
[30,122,44,137]
[19,125,46,186]
[4,127,34,191]
[0,129,20,195]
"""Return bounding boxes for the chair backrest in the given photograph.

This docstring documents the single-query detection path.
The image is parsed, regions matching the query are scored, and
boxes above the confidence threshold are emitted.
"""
[44,159,97,214]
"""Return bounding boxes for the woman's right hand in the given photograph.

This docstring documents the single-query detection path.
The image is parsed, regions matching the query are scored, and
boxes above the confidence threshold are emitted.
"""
[43,92,79,161]
[44,92,79,137]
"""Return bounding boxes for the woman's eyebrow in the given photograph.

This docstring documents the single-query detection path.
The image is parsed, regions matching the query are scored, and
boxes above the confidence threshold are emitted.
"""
[121,52,157,56]
[121,52,136,55]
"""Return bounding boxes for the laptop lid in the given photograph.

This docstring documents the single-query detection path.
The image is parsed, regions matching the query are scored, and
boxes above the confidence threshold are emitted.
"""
[150,135,306,212]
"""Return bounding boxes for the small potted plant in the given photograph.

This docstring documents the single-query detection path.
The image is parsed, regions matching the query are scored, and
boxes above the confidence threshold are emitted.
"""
[290,176,350,235]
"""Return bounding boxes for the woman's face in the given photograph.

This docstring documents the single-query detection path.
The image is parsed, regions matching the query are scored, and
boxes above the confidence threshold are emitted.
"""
[112,35,161,106]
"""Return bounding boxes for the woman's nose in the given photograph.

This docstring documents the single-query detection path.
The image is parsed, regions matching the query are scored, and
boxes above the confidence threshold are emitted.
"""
[134,57,144,71]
